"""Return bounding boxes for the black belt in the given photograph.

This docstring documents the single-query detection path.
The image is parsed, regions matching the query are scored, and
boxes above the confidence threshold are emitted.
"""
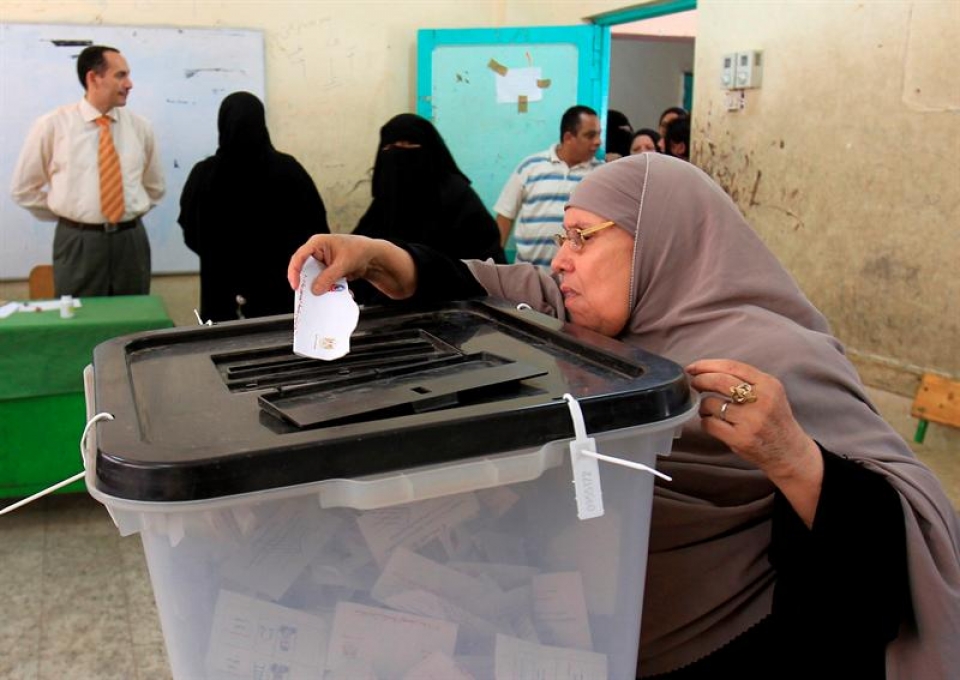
[60,217,138,233]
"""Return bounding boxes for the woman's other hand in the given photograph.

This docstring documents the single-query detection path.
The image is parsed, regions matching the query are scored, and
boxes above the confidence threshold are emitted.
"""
[686,358,824,527]
[287,234,417,300]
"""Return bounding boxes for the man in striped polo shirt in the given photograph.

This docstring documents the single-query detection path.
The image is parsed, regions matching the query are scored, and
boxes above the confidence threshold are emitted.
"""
[494,106,603,269]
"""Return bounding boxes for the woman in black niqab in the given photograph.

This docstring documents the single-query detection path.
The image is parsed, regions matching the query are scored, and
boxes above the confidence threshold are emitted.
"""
[179,91,329,321]
[354,114,504,263]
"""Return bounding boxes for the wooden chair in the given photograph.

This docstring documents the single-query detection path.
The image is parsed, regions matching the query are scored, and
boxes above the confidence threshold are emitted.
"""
[28,264,55,300]
[912,373,960,443]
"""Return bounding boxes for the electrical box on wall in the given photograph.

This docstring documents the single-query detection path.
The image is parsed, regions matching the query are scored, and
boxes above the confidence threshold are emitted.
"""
[720,50,764,91]
[720,53,737,89]
[735,50,763,89]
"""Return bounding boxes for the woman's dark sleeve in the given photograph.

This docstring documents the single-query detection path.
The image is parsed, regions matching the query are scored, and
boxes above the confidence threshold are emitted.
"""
[770,447,909,672]
[350,241,485,307]
[386,242,486,304]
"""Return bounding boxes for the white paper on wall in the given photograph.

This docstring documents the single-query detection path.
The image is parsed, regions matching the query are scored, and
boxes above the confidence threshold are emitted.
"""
[494,67,544,104]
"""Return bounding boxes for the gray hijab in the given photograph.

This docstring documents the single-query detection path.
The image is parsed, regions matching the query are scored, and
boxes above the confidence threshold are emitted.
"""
[467,153,959,678]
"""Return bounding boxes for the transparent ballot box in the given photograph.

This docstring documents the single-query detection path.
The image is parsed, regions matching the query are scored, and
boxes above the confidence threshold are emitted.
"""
[85,300,695,680]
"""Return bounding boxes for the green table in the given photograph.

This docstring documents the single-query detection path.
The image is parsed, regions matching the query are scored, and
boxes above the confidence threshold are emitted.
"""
[0,295,173,497]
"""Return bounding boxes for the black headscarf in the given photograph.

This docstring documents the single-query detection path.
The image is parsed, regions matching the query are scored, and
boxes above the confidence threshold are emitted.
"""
[216,91,273,164]
[179,92,329,321]
[606,126,634,158]
[354,114,503,263]
[371,113,468,196]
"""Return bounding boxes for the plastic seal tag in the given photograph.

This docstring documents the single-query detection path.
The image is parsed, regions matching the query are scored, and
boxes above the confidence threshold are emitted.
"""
[562,394,674,522]
[293,257,360,361]
[564,394,605,520]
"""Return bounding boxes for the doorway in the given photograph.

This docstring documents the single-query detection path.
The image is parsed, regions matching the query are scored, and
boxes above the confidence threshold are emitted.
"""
[594,1,697,154]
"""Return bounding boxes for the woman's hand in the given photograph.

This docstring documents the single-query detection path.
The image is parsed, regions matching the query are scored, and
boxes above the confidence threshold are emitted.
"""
[287,234,417,299]
[686,358,824,527]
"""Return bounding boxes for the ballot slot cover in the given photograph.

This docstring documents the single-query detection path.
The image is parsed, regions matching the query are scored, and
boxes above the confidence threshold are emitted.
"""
[258,349,547,428]
[209,327,548,428]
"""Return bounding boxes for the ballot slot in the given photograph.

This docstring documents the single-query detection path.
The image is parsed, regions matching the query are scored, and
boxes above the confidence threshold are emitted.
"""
[212,328,461,392]
[259,352,547,428]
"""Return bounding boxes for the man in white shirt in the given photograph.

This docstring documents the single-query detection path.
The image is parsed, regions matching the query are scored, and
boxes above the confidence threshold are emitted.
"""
[494,106,602,269]
[11,45,165,296]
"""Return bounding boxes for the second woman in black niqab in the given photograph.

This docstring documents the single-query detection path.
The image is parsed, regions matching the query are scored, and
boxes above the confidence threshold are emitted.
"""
[354,114,504,265]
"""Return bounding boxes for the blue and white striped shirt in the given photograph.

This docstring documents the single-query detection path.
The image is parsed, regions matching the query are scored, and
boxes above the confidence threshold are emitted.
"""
[494,145,602,269]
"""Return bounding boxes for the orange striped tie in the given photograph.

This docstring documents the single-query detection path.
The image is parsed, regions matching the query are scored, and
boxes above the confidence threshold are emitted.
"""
[96,115,125,223]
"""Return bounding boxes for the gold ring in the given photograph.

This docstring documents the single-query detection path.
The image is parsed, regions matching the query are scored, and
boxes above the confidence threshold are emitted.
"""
[730,382,758,404]
[718,401,730,422]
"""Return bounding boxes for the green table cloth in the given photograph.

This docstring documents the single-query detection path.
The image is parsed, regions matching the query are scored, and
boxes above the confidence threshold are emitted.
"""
[0,295,173,497]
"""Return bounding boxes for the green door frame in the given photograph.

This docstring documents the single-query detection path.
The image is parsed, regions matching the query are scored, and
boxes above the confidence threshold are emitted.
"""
[594,0,698,125]
[683,71,694,111]
[591,0,697,27]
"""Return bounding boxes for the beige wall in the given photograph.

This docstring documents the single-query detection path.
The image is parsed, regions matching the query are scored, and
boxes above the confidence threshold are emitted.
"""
[499,0,621,25]
[0,0,506,232]
[690,0,959,394]
[3,0,957,396]
[510,0,960,392]
[0,0,507,323]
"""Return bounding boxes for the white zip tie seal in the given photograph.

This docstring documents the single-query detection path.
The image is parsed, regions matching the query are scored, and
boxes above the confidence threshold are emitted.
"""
[563,393,672,522]
[193,309,213,326]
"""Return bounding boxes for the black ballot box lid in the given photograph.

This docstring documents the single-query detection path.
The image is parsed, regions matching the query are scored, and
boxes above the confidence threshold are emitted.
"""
[90,298,693,502]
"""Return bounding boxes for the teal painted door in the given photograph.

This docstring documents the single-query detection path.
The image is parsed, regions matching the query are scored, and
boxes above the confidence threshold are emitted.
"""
[418,26,610,261]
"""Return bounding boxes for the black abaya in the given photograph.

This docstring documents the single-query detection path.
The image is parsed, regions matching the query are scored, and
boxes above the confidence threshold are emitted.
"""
[179,92,330,322]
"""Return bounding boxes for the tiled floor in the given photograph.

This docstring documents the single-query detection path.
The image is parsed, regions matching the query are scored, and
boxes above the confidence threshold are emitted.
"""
[0,493,171,680]
[1,390,957,680]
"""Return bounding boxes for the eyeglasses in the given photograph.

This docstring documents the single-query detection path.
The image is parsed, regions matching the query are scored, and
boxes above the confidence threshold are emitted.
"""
[552,221,617,251]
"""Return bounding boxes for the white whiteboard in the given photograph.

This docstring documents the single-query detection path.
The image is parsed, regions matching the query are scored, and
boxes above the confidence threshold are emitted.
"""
[0,23,265,279]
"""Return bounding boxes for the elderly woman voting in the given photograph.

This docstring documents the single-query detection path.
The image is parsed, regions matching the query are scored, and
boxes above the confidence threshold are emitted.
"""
[288,154,959,679]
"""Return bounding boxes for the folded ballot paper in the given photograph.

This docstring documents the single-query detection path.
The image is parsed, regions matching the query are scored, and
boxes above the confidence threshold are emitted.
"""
[293,257,359,360]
